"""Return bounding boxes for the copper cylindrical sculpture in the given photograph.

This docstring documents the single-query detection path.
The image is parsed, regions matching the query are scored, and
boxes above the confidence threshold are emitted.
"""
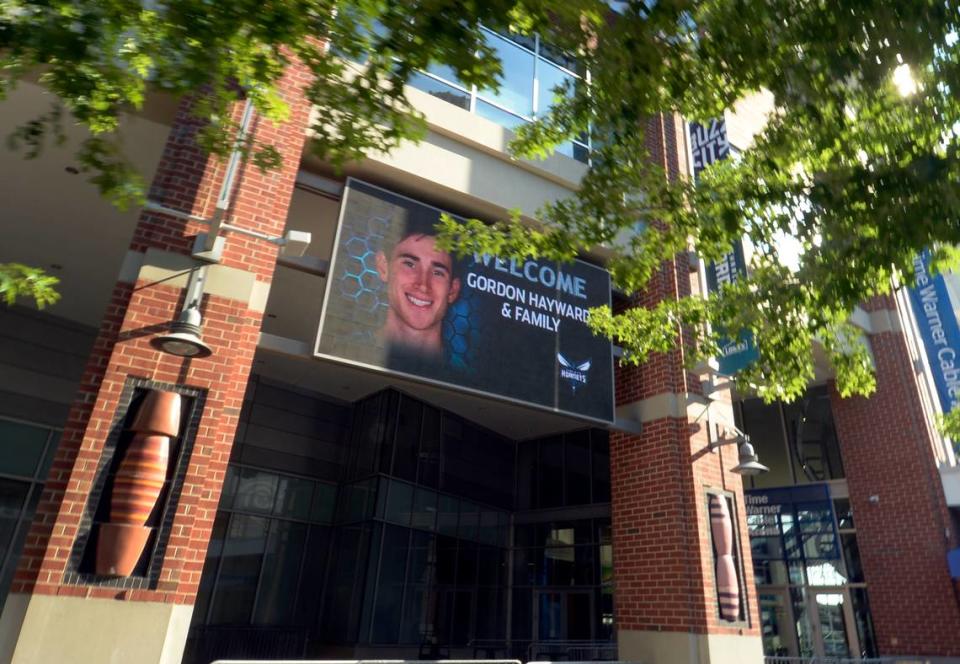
[95,390,180,576]
[110,434,169,524]
[709,494,741,621]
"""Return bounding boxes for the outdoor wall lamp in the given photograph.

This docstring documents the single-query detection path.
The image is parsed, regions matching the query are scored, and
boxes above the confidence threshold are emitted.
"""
[708,424,770,476]
[149,265,213,358]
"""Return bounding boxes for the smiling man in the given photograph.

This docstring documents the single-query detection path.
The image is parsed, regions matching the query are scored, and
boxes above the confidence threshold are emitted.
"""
[375,224,461,358]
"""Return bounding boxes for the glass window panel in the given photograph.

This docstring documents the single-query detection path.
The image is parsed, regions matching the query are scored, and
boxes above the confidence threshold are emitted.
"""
[573,142,591,164]
[436,535,458,585]
[425,61,464,87]
[543,545,593,585]
[451,590,473,643]
[753,559,790,585]
[598,585,615,640]
[437,494,459,536]
[814,592,852,657]
[412,488,438,531]
[514,524,536,548]
[791,587,816,657]
[191,513,228,626]
[253,521,308,624]
[294,525,331,625]
[208,515,269,624]
[477,546,505,586]
[456,540,478,586]
[537,60,574,116]
[538,41,583,74]
[512,588,532,639]
[564,432,591,505]
[591,432,611,503]
[478,509,500,545]
[393,398,422,482]
[400,585,430,643]
[833,498,854,529]
[751,535,785,560]
[385,481,414,526]
[340,478,376,523]
[538,437,564,508]
[513,547,538,586]
[0,485,38,602]
[417,406,442,489]
[233,468,279,514]
[36,432,57,478]
[409,72,471,111]
[784,389,845,482]
[851,588,878,657]
[497,511,510,547]
[371,525,409,643]
[311,482,337,524]
[599,526,613,585]
[0,420,50,477]
[516,440,538,510]
[759,592,797,657]
[805,560,847,586]
[740,399,792,488]
[787,560,806,585]
[433,589,455,644]
[407,530,435,586]
[458,501,479,541]
[479,32,534,117]
[273,476,314,520]
[475,100,529,131]
[841,532,864,582]
[475,587,503,639]
[220,465,239,509]
[0,479,29,571]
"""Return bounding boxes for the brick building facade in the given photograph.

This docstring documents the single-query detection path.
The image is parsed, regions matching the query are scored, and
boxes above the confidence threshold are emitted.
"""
[0,33,957,664]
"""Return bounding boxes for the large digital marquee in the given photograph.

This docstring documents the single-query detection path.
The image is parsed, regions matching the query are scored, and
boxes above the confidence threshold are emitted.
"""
[314,179,614,423]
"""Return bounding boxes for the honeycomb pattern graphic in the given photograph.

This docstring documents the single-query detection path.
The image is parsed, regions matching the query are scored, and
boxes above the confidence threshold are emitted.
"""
[443,289,481,370]
[338,216,391,316]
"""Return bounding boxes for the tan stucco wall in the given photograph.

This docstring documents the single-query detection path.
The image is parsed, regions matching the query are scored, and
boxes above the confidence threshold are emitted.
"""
[0,593,193,664]
[619,628,764,664]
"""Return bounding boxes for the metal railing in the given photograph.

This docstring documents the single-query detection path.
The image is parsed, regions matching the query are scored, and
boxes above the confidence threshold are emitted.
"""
[526,641,620,662]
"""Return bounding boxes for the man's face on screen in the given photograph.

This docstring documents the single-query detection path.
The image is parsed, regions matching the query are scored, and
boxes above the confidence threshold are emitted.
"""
[377,234,461,337]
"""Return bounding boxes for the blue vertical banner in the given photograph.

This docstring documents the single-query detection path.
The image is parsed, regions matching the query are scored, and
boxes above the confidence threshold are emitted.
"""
[908,249,960,415]
[689,119,759,375]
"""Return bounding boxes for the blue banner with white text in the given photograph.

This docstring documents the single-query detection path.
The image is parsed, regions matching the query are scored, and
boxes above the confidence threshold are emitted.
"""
[689,119,759,375]
[908,249,960,415]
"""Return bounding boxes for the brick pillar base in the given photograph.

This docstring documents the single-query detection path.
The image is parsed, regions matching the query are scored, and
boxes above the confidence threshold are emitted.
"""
[0,63,313,664]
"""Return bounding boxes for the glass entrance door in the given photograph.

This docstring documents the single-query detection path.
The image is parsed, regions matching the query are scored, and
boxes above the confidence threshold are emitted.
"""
[759,590,799,657]
[534,590,593,641]
[809,589,860,658]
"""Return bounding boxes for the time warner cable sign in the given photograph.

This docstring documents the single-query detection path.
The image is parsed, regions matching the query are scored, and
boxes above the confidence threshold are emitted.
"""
[908,249,960,416]
[314,179,614,423]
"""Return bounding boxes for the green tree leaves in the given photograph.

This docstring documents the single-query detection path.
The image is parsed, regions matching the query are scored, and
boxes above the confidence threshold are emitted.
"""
[3,0,959,407]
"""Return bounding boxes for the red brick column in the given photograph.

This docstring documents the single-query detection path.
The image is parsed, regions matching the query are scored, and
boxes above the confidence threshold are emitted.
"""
[610,115,761,663]
[0,63,314,663]
[830,295,960,656]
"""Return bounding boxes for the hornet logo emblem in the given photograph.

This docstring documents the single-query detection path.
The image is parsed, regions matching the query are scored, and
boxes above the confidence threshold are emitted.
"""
[558,353,591,392]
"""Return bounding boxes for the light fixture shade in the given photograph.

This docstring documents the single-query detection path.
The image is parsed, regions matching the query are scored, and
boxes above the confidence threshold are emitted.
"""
[150,306,212,358]
[732,440,769,476]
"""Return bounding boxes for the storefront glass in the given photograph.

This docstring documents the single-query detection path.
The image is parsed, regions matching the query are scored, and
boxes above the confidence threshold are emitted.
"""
[184,381,613,663]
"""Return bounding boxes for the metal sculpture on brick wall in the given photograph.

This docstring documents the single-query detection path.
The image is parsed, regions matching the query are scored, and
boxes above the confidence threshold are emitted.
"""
[708,493,741,621]
[96,390,180,576]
